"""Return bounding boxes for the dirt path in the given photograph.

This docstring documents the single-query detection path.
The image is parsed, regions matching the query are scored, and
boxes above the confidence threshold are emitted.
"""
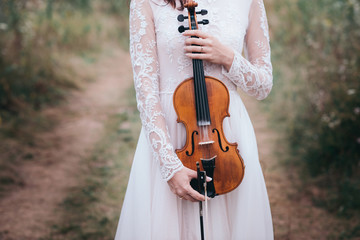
[0,44,353,239]
[242,93,354,240]
[0,46,132,240]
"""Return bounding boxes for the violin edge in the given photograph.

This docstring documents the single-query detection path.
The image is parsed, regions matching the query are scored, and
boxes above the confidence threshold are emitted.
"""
[173,76,246,195]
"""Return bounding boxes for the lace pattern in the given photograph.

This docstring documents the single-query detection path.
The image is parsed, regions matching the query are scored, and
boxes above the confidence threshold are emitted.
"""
[130,0,183,181]
[222,0,273,100]
[129,0,273,181]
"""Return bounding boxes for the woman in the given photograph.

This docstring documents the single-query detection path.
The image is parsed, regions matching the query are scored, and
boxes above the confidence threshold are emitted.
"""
[115,0,273,238]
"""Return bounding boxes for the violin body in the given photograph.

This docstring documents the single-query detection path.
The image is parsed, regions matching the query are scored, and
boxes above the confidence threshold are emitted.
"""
[174,0,244,198]
[173,76,245,196]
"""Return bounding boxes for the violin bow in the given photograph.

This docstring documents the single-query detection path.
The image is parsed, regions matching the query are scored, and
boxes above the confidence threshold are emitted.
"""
[196,162,209,240]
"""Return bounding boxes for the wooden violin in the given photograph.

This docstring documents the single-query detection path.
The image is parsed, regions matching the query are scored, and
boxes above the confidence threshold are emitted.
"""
[173,0,245,198]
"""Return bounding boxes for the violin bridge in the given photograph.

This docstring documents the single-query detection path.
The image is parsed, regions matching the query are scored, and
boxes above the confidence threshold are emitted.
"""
[198,140,214,146]
[200,155,217,161]
[198,121,211,126]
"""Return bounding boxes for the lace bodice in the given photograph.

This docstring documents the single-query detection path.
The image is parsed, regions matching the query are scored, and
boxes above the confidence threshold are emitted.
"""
[129,0,272,181]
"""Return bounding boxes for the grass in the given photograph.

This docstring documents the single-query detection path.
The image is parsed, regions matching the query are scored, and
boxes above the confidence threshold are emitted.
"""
[46,86,140,240]
[0,2,130,199]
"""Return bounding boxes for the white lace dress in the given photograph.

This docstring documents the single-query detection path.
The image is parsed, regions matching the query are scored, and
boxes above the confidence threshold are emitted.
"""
[115,0,273,239]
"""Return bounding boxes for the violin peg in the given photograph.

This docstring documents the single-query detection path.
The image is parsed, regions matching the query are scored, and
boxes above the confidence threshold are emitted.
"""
[198,19,209,25]
[178,25,189,33]
[177,14,188,22]
[196,9,208,15]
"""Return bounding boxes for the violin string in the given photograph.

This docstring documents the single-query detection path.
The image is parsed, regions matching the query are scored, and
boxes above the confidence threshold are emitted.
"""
[198,59,210,162]
[201,65,210,124]
[195,59,203,136]
[198,59,207,143]
[193,59,204,161]
[195,59,201,123]
[198,59,204,119]
[197,60,206,124]
[194,59,199,122]
[198,58,209,142]
[196,59,204,142]
[193,59,201,125]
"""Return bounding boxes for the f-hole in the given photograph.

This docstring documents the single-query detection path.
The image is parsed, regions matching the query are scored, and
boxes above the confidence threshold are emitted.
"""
[212,128,229,152]
[186,131,199,156]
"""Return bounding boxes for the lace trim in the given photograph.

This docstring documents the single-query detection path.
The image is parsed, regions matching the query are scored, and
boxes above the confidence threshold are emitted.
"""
[130,0,183,181]
[221,0,272,100]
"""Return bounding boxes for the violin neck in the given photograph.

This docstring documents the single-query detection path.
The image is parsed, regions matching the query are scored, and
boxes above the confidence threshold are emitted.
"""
[192,58,211,126]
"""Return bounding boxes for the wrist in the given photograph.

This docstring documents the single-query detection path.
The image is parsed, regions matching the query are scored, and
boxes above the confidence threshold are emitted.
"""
[222,47,234,72]
[165,163,184,182]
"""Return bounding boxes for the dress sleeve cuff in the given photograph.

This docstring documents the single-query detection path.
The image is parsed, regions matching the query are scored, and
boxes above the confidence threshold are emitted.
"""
[163,162,184,182]
[221,50,243,80]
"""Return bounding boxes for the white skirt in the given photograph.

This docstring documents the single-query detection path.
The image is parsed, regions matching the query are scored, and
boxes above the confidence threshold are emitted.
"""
[115,91,273,240]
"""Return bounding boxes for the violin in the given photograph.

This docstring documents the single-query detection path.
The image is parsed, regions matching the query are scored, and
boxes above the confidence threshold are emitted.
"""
[174,3,245,237]
[174,0,245,199]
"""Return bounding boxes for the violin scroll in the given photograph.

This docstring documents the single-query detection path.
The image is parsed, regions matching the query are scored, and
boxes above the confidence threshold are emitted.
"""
[184,0,198,8]
[177,3,209,33]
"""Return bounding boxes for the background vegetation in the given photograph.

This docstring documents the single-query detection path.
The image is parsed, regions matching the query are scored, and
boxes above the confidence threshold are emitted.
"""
[0,0,129,127]
[0,0,359,238]
[269,0,360,220]
[0,0,130,190]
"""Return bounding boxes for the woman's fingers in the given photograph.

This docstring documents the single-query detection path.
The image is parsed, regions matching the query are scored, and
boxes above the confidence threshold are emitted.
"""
[185,168,208,201]
[183,193,197,202]
[187,187,206,201]
[185,37,208,46]
[179,187,205,202]
[186,168,198,179]
[186,53,211,60]
[168,167,209,202]
[184,45,207,53]
[183,29,210,39]
[176,188,199,202]
[182,29,234,69]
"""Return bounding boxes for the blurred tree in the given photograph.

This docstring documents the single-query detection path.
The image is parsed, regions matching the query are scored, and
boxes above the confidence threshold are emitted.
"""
[0,0,129,123]
[270,0,360,217]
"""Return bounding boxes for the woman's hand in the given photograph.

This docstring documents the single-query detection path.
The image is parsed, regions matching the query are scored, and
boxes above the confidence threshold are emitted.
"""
[168,167,210,202]
[183,30,234,72]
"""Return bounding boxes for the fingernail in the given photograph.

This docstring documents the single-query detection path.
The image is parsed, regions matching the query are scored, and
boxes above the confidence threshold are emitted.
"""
[206,176,212,181]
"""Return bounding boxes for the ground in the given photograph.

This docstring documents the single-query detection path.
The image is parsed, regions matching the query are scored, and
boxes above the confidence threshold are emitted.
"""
[0,46,133,240]
[0,45,355,240]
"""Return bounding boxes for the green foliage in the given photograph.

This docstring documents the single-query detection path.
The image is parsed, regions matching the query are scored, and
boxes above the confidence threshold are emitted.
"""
[47,87,139,240]
[0,0,129,126]
[103,0,131,16]
[0,0,130,197]
[270,0,360,217]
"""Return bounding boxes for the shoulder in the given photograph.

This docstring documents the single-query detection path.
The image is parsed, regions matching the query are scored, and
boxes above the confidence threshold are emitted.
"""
[130,0,168,14]
[130,0,167,7]
[149,0,168,6]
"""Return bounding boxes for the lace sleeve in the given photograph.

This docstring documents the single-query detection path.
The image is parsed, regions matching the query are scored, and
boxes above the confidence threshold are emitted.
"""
[221,0,273,100]
[129,0,183,181]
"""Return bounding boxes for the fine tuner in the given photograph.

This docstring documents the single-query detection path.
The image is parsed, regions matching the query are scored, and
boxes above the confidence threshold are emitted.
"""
[177,9,209,33]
